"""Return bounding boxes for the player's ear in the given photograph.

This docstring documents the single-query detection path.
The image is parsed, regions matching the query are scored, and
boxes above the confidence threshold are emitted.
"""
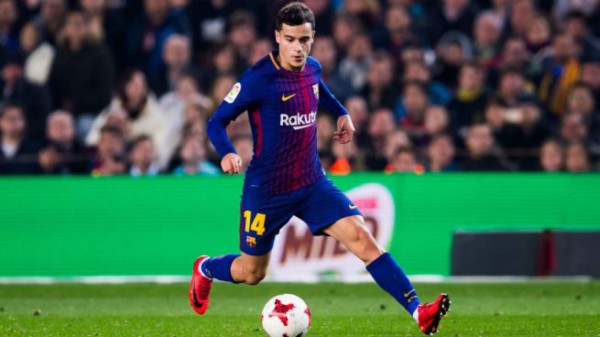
[275,30,281,44]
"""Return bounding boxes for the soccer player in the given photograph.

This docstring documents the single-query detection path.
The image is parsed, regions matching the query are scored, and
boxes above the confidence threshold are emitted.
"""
[190,2,451,335]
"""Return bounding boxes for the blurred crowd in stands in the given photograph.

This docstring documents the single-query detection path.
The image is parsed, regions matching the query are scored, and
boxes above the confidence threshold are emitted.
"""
[1,0,600,176]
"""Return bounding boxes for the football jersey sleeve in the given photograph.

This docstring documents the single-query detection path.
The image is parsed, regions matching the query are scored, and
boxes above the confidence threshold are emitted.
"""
[318,79,349,118]
[207,71,262,158]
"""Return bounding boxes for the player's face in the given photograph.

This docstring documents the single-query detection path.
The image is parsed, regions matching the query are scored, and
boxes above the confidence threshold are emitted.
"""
[275,23,314,71]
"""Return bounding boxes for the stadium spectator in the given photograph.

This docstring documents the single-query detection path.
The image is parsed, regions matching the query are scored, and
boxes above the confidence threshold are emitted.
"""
[555,2,598,28]
[462,123,513,171]
[47,10,114,139]
[559,112,588,145]
[360,50,398,111]
[312,36,353,103]
[399,81,428,133]
[399,43,426,65]
[402,60,452,106]
[20,22,56,86]
[340,0,380,31]
[304,0,335,36]
[0,0,597,174]
[331,13,361,55]
[565,141,590,172]
[226,10,257,61]
[0,0,20,53]
[448,62,489,133]
[0,52,52,143]
[495,67,533,108]
[388,146,421,173]
[159,74,211,160]
[159,73,208,123]
[427,0,478,46]
[200,42,240,94]
[472,10,503,66]
[580,58,600,105]
[538,32,581,116]
[484,98,519,149]
[86,69,172,169]
[31,0,66,46]
[316,114,335,152]
[424,134,458,172]
[524,14,552,60]
[182,101,210,139]
[565,82,596,117]
[0,104,39,174]
[151,34,199,97]
[247,37,273,66]
[508,0,537,38]
[372,5,417,60]
[419,105,450,147]
[364,108,396,170]
[383,128,412,172]
[539,138,564,172]
[489,0,510,24]
[491,37,532,78]
[562,10,600,63]
[339,33,373,93]
[91,124,126,175]
[172,134,219,176]
[509,101,551,170]
[38,110,89,174]
[185,0,235,52]
[330,139,361,174]
[129,134,159,176]
[126,0,191,80]
[433,33,472,89]
[80,0,128,74]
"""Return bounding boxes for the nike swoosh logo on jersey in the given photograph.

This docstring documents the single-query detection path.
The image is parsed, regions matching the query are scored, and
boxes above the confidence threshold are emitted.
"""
[404,289,416,297]
[349,204,358,209]
[281,93,296,101]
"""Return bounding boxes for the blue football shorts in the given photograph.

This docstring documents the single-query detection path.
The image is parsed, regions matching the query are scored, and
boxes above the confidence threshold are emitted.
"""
[238,177,362,256]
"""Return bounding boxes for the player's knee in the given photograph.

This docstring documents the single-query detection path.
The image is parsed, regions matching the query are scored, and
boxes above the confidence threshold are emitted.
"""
[243,268,266,285]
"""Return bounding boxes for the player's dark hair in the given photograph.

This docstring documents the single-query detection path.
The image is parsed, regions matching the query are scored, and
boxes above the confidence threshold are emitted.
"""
[276,2,315,31]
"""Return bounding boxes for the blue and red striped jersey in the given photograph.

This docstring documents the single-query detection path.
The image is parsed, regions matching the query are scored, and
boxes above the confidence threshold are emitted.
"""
[207,51,349,195]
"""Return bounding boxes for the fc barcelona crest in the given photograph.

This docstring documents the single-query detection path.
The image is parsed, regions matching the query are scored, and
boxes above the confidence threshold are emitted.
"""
[313,84,319,99]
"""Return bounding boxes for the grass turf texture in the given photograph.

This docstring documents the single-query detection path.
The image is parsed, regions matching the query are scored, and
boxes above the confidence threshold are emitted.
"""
[1,282,599,336]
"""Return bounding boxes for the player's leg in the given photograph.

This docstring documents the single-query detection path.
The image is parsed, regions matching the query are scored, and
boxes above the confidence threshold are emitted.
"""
[229,252,270,285]
[190,252,271,315]
[325,216,451,335]
[298,178,450,334]
[197,251,270,285]
[323,215,422,315]
[190,189,295,314]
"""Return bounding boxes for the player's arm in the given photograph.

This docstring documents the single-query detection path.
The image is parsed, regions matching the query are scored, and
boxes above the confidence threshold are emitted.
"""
[207,73,260,174]
[318,79,355,144]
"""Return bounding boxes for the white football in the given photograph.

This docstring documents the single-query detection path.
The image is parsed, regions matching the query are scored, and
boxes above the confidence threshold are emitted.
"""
[261,294,311,337]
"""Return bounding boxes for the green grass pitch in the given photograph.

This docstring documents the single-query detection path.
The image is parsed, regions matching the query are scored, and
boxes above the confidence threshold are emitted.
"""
[1,281,599,336]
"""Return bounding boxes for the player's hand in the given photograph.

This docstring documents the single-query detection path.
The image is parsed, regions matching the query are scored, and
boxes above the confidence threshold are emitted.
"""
[221,153,242,174]
[334,115,355,144]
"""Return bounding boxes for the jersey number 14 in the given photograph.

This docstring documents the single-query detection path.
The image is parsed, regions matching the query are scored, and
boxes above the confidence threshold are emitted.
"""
[243,210,266,236]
